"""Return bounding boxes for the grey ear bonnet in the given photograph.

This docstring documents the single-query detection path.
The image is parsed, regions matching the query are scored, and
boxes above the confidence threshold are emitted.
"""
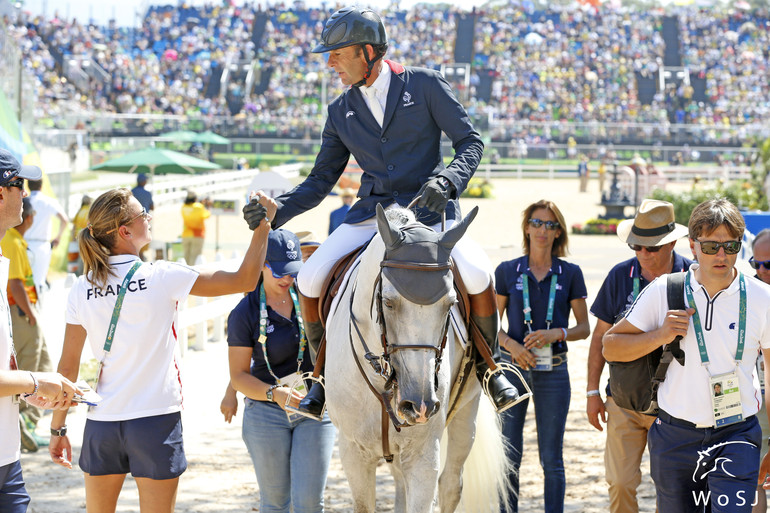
[375,205,478,305]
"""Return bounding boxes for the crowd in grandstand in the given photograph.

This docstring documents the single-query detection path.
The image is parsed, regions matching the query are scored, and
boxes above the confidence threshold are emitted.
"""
[6,2,769,144]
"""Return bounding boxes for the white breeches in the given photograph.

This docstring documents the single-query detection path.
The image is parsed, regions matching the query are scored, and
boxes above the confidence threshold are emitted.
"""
[296,215,492,298]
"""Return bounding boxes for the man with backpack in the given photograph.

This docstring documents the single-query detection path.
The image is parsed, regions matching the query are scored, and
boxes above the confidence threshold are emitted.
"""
[585,199,691,512]
[604,198,770,512]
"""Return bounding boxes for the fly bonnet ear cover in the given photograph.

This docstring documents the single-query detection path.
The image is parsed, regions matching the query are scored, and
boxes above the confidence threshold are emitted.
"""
[376,205,478,305]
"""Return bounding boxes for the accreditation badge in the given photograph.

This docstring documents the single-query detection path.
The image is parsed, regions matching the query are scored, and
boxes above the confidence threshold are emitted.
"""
[710,371,743,428]
[532,344,553,372]
[757,353,765,395]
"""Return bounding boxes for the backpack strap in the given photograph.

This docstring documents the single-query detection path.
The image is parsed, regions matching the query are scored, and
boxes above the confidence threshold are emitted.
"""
[651,271,688,397]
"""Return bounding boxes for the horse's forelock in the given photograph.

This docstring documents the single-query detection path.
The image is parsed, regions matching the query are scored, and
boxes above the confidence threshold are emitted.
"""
[384,207,415,228]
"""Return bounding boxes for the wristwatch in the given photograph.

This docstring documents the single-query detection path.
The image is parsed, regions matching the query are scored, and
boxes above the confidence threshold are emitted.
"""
[50,425,67,437]
[266,384,280,403]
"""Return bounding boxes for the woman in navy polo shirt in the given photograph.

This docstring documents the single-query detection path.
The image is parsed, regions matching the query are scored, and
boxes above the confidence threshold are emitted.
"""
[495,199,590,513]
[227,229,336,513]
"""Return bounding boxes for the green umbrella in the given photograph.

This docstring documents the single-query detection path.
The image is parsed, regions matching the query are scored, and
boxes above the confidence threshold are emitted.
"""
[91,148,220,176]
[194,131,231,144]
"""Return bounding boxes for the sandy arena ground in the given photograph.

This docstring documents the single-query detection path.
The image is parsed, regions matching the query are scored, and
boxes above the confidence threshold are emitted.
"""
[20,176,727,512]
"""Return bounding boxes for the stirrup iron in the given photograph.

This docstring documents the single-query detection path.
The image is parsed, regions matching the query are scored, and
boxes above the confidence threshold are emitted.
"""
[283,372,327,421]
[482,362,532,413]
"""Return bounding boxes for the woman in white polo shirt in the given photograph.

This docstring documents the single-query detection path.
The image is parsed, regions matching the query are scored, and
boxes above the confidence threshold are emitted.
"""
[47,188,274,513]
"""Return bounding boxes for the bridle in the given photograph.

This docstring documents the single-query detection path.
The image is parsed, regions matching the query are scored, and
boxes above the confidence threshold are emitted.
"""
[348,211,452,432]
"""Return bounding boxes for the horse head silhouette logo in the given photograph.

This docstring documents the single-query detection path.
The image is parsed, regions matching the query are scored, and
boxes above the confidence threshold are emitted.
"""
[692,440,757,482]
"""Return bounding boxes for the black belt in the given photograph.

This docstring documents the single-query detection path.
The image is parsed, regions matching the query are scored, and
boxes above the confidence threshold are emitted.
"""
[658,409,754,429]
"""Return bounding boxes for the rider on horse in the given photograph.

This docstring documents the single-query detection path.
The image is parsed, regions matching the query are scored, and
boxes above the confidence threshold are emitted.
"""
[269,6,519,418]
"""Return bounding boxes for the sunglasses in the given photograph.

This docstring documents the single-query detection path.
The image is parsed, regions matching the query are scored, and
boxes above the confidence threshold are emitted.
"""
[628,243,663,253]
[695,239,742,255]
[749,257,770,270]
[125,208,151,225]
[3,179,24,190]
[528,218,560,231]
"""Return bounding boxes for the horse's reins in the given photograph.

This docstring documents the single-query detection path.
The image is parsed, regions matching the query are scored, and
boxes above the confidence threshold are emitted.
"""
[347,196,452,461]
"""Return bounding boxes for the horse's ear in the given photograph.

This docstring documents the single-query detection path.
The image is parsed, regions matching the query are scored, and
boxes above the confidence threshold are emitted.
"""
[439,206,478,249]
[376,203,400,249]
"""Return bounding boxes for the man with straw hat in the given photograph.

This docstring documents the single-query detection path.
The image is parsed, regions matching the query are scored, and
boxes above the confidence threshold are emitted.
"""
[585,199,692,513]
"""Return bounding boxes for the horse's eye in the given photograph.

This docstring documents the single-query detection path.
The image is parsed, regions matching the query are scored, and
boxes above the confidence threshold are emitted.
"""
[383,299,394,309]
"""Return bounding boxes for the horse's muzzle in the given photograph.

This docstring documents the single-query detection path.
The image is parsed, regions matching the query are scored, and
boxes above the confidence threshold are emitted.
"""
[397,398,441,425]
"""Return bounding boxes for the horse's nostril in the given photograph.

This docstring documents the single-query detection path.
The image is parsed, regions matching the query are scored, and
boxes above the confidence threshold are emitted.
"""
[398,400,417,415]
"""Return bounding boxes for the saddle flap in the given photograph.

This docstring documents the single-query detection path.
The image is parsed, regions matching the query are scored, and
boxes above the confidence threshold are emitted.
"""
[319,243,370,326]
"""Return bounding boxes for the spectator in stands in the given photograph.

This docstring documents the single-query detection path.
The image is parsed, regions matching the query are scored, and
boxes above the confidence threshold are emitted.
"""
[181,190,211,265]
[25,179,68,298]
[328,188,355,235]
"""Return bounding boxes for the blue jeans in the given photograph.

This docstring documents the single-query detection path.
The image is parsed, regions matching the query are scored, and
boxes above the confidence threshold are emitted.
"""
[242,397,336,513]
[499,361,571,513]
[0,460,29,513]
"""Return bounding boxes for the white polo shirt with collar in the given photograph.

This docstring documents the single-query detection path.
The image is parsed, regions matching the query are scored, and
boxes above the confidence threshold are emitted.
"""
[625,265,770,426]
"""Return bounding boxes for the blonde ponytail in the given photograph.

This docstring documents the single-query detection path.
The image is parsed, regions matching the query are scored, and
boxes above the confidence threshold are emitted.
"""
[79,188,134,288]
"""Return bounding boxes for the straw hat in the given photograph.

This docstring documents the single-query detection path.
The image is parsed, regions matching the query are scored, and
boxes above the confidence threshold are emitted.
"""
[340,187,356,198]
[616,199,689,246]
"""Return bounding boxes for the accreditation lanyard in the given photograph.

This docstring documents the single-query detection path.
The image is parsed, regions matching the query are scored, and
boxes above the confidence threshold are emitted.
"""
[684,272,747,368]
[632,275,640,302]
[258,283,307,382]
[94,261,142,394]
[522,272,558,334]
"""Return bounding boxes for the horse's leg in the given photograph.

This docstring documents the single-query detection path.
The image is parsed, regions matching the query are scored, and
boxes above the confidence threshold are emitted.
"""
[400,437,441,513]
[390,459,408,513]
[339,436,377,513]
[439,398,479,513]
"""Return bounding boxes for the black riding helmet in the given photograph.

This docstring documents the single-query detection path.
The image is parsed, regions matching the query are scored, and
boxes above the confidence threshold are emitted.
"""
[312,6,388,87]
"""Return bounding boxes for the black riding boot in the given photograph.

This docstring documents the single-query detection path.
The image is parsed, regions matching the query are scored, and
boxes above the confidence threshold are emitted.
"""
[470,285,520,413]
[473,314,520,412]
[297,319,326,419]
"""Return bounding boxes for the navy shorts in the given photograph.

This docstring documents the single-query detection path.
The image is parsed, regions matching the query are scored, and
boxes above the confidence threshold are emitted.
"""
[79,412,187,479]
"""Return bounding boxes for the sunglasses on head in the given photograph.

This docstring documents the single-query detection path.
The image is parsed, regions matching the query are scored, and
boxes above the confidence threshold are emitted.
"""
[3,179,24,190]
[695,239,742,255]
[528,218,560,230]
[749,257,770,270]
[628,243,663,253]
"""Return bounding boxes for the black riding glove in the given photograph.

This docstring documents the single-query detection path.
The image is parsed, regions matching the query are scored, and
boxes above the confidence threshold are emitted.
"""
[417,176,455,214]
[242,198,268,230]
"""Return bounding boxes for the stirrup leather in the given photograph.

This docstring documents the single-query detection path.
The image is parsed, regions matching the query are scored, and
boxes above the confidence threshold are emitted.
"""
[283,372,327,421]
[482,362,532,413]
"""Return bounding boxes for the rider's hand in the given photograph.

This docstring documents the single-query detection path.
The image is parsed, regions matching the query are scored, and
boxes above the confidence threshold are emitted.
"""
[417,176,454,214]
[242,196,268,230]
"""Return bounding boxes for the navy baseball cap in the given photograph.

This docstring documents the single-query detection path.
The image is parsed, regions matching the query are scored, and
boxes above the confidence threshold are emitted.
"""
[0,149,42,185]
[266,229,303,277]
